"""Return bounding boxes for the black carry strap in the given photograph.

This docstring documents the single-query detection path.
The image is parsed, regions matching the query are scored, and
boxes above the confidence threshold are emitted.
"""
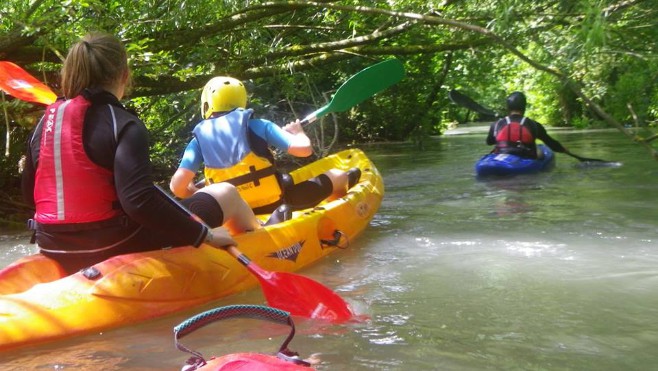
[173,304,310,370]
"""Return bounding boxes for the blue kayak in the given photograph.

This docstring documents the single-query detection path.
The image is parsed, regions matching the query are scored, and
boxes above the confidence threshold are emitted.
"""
[475,144,555,177]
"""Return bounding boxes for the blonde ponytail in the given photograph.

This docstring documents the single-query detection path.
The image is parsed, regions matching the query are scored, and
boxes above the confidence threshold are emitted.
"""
[60,33,130,98]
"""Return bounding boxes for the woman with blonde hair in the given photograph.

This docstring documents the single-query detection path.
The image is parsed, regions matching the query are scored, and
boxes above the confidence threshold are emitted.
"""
[22,32,259,275]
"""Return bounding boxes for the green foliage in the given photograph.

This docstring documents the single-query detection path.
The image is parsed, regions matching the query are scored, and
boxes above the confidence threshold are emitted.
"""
[577,1,608,54]
[0,0,657,227]
[605,59,657,126]
[0,125,26,190]
[0,0,656,200]
[128,91,199,178]
[570,116,592,130]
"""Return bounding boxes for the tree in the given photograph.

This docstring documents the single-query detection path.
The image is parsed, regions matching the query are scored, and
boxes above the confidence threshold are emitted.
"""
[1,0,656,195]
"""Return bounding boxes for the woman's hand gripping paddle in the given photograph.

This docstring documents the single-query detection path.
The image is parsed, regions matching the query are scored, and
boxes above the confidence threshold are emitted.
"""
[300,58,405,126]
[0,61,57,105]
[155,185,354,322]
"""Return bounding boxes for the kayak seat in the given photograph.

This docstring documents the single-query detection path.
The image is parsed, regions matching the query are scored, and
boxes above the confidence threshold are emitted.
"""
[347,167,361,189]
[264,204,292,226]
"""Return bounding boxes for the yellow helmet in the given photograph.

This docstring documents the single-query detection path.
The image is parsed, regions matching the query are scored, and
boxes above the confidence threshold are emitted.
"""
[200,76,247,119]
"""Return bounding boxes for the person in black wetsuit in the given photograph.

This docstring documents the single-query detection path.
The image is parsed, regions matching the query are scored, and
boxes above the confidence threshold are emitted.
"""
[21,32,260,275]
[486,91,568,159]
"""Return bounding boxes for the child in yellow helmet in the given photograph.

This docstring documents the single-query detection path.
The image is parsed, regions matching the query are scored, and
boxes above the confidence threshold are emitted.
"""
[170,76,360,222]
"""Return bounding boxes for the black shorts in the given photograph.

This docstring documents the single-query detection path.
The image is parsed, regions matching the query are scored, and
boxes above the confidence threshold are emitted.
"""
[37,192,223,275]
[181,191,224,227]
[252,173,333,215]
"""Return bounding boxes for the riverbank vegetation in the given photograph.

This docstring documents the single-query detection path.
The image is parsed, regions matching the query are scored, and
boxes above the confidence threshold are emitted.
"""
[1,0,656,227]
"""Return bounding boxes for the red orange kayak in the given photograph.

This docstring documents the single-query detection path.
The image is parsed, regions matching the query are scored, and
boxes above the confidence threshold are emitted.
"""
[0,148,383,351]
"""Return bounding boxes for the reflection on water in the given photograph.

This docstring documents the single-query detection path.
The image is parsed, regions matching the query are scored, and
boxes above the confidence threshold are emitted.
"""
[2,129,658,370]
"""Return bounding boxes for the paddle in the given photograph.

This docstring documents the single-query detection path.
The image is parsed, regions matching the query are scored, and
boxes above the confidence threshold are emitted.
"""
[0,61,57,105]
[564,150,621,167]
[448,89,499,120]
[192,59,404,189]
[155,185,354,322]
[450,88,621,166]
[300,58,405,126]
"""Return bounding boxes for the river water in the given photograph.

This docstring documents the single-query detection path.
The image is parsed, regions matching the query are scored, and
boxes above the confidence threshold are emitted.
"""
[1,125,657,370]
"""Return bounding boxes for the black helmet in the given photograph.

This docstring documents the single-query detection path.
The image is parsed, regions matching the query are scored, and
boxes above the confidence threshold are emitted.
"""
[506,91,527,113]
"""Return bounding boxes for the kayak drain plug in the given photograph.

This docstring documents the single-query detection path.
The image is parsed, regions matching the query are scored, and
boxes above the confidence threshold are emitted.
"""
[81,266,102,280]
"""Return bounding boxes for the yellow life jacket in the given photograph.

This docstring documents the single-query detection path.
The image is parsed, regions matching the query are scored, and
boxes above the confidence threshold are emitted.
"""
[204,152,282,208]
[194,109,283,208]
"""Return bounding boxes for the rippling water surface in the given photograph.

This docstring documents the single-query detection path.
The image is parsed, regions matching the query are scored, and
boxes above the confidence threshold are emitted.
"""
[2,126,657,370]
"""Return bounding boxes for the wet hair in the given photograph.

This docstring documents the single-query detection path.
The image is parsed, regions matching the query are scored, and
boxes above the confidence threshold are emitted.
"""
[506,91,527,113]
[60,32,130,98]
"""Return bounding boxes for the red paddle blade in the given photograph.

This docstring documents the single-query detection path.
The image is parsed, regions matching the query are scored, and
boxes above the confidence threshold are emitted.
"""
[248,264,354,322]
[0,61,57,105]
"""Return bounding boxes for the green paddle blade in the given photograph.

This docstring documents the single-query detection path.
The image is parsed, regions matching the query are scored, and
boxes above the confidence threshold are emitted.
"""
[302,58,405,125]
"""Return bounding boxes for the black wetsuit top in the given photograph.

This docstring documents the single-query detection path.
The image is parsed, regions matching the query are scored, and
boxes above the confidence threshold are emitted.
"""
[22,88,207,273]
[486,114,567,158]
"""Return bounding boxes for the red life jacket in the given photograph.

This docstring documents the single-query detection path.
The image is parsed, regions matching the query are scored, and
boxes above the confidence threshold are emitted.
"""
[494,116,534,153]
[33,95,122,226]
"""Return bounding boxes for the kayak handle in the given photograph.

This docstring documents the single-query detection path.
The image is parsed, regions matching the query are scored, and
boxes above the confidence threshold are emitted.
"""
[174,304,310,369]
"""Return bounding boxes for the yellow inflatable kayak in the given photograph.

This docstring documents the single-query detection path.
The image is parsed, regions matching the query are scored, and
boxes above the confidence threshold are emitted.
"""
[0,148,383,351]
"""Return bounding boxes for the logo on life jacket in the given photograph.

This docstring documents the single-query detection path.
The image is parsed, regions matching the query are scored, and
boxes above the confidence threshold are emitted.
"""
[44,108,56,133]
